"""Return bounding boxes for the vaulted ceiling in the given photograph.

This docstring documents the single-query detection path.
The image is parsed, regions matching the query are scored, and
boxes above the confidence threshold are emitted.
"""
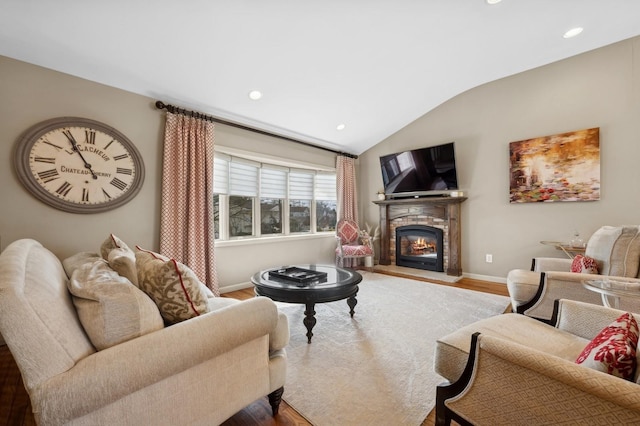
[2,1,639,155]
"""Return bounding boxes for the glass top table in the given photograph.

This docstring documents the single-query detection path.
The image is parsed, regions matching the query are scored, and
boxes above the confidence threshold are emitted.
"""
[540,240,586,258]
[583,278,640,309]
[252,264,362,343]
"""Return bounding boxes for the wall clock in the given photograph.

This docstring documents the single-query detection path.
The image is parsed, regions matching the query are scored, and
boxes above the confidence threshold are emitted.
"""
[14,117,145,214]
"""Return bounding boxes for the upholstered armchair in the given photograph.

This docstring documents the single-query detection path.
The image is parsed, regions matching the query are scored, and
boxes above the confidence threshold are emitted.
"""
[507,225,640,320]
[434,299,640,425]
[335,219,374,271]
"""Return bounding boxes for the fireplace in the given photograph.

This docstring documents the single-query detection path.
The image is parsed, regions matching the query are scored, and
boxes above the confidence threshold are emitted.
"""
[374,197,466,276]
[396,225,444,272]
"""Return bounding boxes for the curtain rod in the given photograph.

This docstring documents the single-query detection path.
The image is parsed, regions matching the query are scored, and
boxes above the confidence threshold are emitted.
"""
[155,101,358,159]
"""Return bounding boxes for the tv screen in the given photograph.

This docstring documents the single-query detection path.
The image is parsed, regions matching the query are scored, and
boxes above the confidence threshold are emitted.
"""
[380,142,458,197]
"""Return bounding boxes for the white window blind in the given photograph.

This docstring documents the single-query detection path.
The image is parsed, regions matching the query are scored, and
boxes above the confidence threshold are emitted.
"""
[289,170,314,200]
[213,155,229,194]
[260,167,287,199]
[315,173,336,200]
[229,160,258,197]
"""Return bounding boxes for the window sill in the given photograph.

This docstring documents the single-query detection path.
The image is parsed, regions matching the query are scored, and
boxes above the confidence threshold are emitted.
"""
[215,232,336,248]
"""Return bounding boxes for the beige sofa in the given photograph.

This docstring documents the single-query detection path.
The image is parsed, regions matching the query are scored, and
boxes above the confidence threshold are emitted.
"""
[0,239,289,425]
[434,299,640,425]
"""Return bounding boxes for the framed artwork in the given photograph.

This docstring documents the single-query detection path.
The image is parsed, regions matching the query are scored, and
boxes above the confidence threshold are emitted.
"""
[509,127,600,203]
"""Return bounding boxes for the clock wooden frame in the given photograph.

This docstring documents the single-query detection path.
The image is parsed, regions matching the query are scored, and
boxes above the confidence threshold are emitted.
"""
[14,117,145,214]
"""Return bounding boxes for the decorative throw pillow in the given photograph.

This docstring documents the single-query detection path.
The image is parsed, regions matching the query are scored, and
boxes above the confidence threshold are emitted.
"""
[100,234,138,286]
[135,247,210,324]
[576,312,639,380]
[100,233,131,259]
[67,258,164,350]
[62,252,102,278]
[570,254,599,274]
[338,220,360,244]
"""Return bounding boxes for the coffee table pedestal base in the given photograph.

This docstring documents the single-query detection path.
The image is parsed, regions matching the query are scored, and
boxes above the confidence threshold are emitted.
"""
[303,295,358,343]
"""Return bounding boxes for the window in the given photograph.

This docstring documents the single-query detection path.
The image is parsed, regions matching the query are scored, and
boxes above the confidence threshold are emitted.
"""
[261,198,283,234]
[229,195,253,237]
[315,173,337,232]
[289,170,313,233]
[228,160,258,238]
[260,167,286,235]
[213,194,220,239]
[213,153,336,241]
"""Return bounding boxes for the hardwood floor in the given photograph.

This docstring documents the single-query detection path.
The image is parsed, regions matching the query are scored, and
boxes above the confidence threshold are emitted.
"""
[0,273,507,426]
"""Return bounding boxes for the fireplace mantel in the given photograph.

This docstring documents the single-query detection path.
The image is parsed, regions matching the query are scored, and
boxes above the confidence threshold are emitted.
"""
[373,196,467,276]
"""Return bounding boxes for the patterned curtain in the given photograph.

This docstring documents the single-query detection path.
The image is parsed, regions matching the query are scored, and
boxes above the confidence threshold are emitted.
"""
[159,112,219,295]
[337,155,359,267]
[337,155,358,223]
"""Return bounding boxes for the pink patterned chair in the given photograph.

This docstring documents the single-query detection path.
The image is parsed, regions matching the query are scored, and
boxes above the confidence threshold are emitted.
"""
[335,219,374,271]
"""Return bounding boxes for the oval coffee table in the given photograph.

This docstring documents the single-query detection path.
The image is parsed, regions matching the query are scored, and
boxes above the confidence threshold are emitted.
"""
[252,264,362,343]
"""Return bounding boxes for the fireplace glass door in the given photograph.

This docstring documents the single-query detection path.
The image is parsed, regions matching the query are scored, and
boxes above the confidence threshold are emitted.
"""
[396,225,444,272]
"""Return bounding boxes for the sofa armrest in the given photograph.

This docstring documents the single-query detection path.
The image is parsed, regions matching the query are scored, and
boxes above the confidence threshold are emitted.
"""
[437,333,640,425]
[33,297,280,423]
[520,271,602,320]
[270,311,289,351]
[532,257,572,272]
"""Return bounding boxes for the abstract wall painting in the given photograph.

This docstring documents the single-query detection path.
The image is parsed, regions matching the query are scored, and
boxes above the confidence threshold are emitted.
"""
[509,127,600,203]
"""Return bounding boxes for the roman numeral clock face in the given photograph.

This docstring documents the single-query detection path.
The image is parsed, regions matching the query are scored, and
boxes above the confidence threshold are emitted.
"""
[15,117,145,213]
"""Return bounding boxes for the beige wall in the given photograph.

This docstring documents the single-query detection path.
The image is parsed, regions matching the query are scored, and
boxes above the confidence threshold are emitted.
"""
[0,56,336,291]
[359,36,640,282]
[4,35,639,288]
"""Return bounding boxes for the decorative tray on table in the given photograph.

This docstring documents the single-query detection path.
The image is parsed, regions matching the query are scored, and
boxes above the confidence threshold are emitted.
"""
[269,267,328,284]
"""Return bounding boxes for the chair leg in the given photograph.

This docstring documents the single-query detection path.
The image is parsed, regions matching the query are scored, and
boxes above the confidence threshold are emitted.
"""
[268,386,284,415]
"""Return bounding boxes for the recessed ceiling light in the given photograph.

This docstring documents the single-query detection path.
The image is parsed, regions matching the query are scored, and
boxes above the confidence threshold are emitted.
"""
[336,124,346,131]
[248,90,262,100]
[486,0,502,4]
[563,27,583,39]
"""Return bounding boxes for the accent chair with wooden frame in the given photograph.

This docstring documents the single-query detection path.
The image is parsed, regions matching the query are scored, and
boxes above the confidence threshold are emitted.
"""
[434,299,640,425]
[507,225,640,321]
[335,218,374,271]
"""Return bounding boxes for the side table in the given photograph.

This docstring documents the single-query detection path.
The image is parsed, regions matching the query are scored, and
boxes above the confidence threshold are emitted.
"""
[540,240,586,259]
[583,278,640,309]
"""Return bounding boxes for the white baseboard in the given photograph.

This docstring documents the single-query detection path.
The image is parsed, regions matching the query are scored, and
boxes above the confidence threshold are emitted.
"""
[462,272,507,284]
[220,273,508,294]
[219,281,253,294]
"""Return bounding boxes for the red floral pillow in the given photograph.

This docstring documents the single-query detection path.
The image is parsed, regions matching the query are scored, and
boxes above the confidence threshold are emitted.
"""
[576,312,639,380]
[571,254,599,274]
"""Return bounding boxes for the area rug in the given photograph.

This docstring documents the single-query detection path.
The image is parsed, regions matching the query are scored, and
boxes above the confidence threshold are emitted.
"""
[277,271,510,425]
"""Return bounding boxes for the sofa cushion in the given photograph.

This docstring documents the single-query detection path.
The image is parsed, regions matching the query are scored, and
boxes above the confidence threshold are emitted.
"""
[610,227,640,278]
[586,226,640,277]
[67,258,164,350]
[570,254,599,274]
[100,234,138,286]
[576,312,638,380]
[135,247,210,324]
[435,313,589,382]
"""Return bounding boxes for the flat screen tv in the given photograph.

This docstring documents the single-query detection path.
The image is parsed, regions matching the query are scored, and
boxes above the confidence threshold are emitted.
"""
[380,142,458,198]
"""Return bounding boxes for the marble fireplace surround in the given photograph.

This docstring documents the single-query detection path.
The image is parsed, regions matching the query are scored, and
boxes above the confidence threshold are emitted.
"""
[373,196,467,276]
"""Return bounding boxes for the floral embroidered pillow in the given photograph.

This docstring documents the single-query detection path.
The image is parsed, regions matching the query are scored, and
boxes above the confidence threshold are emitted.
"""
[135,247,209,324]
[570,254,599,274]
[576,312,639,380]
